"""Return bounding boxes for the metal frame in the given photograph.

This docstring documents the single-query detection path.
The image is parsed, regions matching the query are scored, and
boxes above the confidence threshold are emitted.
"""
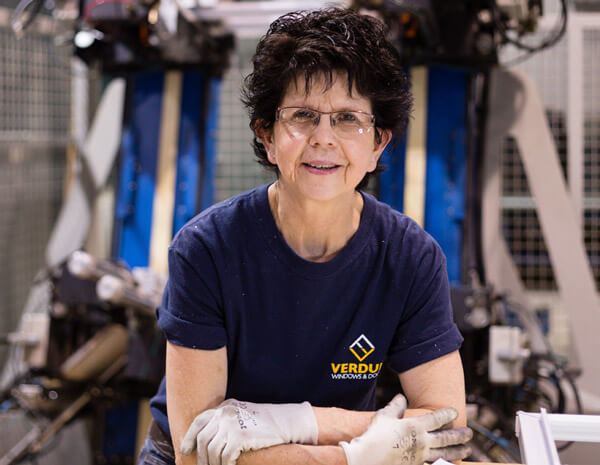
[567,12,600,224]
[516,409,600,465]
[568,14,585,224]
[566,12,600,409]
[183,0,344,37]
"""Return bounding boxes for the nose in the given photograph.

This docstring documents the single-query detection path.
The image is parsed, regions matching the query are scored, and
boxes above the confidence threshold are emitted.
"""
[308,114,337,146]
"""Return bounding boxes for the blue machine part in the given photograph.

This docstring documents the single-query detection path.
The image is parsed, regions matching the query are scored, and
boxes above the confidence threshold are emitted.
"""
[379,138,407,213]
[110,71,221,460]
[110,71,165,460]
[424,67,467,286]
[114,71,222,264]
[173,71,205,233]
[378,67,467,285]
[114,72,164,268]
[199,78,222,211]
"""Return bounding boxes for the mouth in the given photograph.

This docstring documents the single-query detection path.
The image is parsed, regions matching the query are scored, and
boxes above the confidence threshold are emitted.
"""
[302,162,341,172]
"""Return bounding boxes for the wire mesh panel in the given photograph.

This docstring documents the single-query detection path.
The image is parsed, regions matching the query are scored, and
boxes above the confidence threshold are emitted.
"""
[0,27,71,143]
[499,34,569,291]
[0,20,70,364]
[497,18,600,358]
[501,208,558,289]
[583,29,600,290]
[215,37,274,202]
[0,147,65,315]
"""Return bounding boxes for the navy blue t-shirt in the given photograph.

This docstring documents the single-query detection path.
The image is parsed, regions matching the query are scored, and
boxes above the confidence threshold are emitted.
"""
[149,183,463,436]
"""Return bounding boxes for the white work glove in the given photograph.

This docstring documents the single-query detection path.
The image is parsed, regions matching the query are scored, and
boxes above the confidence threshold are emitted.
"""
[340,394,472,465]
[180,398,319,465]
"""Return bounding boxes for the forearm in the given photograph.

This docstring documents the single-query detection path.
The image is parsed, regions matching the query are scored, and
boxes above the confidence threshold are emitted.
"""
[399,351,467,429]
[314,408,436,442]
[402,374,467,429]
[237,406,467,465]
[313,406,442,445]
[312,407,372,444]
[166,343,228,465]
[238,444,347,465]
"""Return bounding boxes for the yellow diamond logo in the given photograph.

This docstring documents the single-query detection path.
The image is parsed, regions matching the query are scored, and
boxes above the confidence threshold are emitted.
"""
[349,334,375,362]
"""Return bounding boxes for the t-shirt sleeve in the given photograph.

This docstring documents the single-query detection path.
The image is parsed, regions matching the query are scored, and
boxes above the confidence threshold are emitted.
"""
[156,230,227,349]
[387,239,463,373]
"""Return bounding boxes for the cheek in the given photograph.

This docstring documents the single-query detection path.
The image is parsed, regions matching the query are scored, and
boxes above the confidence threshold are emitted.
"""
[346,146,377,173]
[273,139,304,175]
[271,130,304,157]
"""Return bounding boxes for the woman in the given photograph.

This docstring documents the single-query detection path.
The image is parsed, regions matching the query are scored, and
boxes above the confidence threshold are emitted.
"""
[139,8,472,465]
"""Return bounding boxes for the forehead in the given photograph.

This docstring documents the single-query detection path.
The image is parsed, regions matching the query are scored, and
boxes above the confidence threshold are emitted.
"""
[280,72,371,110]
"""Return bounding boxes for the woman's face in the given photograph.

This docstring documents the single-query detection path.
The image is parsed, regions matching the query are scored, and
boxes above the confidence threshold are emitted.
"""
[258,72,391,203]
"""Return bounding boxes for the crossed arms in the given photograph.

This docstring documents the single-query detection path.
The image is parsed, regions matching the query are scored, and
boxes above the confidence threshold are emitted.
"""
[166,342,468,465]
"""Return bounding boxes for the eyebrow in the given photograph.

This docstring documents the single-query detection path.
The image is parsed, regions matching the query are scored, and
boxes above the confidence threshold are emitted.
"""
[282,105,372,113]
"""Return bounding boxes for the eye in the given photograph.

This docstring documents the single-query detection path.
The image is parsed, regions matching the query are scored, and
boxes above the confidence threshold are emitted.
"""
[335,112,359,123]
[291,108,317,122]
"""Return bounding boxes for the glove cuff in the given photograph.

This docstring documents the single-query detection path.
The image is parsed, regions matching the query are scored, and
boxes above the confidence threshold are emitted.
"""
[270,401,319,445]
[339,436,370,465]
[339,440,354,465]
[299,401,319,444]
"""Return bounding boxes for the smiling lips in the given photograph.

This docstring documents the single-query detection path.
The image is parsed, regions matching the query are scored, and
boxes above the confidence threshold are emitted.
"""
[302,161,342,175]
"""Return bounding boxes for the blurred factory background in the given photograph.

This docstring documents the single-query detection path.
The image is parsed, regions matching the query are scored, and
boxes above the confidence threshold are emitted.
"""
[3,0,592,363]
[1,0,600,463]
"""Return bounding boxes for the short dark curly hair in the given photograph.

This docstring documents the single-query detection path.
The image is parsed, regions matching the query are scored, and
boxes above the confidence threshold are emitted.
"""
[242,7,412,190]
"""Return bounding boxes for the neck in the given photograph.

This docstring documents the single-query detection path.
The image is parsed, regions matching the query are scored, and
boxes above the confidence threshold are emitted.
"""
[268,181,363,262]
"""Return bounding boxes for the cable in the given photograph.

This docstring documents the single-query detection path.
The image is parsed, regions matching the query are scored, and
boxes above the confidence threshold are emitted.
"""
[554,367,583,451]
[493,0,568,66]
[538,353,584,414]
[468,419,522,463]
[524,352,584,452]
[494,0,567,52]
[467,393,514,433]
[10,0,45,37]
[82,0,134,21]
[491,295,584,453]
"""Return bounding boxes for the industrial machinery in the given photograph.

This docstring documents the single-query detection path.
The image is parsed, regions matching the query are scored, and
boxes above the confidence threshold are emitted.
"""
[354,0,591,463]
[2,0,595,464]
[2,0,234,462]
[0,251,166,464]
[354,0,567,67]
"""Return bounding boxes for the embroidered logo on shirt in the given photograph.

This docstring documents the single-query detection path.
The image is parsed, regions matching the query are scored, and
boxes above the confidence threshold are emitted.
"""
[329,333,382,380]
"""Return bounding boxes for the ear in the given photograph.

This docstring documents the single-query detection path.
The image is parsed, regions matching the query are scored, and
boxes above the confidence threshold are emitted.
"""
[368,129,392,172]
[255,121,276,164]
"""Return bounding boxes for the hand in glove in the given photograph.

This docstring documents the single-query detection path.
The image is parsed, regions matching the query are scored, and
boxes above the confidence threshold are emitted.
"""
[340,394,472,465]
[180,399,319,465]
